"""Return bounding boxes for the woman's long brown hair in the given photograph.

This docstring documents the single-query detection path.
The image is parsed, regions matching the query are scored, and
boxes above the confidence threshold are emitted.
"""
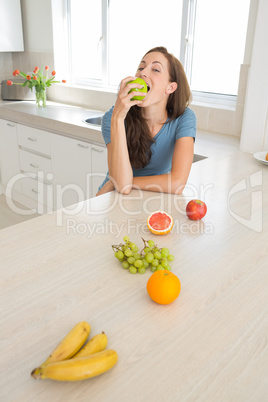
[125,46,192,169]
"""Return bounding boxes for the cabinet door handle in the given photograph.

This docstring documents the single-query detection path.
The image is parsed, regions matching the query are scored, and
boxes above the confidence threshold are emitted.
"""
[31,189,39,194]
[30,163,39,168]
[7,123,16,127]
[91,147,104,153]
[77,143,89,149]
[28,137,37,142]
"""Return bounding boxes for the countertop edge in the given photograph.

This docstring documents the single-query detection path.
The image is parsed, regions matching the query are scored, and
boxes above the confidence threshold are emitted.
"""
[0,101,106,146]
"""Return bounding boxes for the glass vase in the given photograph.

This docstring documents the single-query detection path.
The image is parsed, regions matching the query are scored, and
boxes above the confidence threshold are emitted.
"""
[35,86,47,108]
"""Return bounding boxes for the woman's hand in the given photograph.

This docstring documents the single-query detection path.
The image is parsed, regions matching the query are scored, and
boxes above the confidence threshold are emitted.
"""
[112,76,146,120]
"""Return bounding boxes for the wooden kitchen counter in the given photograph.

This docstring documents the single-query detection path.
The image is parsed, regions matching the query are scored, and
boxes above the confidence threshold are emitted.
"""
[1,151,267,401]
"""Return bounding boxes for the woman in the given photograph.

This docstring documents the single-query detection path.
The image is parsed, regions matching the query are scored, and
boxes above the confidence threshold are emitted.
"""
[97,46,196,196]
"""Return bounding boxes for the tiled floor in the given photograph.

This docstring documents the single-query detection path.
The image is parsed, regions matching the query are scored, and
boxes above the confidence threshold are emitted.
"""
[0,195,38,230]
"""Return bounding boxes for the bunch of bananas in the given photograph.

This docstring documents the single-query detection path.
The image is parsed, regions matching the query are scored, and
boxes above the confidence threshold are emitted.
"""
[31,321,118,381]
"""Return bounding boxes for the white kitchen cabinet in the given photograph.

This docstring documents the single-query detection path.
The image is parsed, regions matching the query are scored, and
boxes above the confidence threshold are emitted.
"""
[51,134,92,209]
[0,0,24,51]
[18,148,54,213]
[0,119,21,196]
[17,124,53,213]
[17,124,51,156]
[91,144,108,196]
[19,149,52,178]
[0,118,108,213]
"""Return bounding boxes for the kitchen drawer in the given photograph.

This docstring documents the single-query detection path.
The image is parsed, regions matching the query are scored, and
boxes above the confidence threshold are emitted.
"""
[17,124,51,156]
[19,149,52,179]
[20,176,52,204]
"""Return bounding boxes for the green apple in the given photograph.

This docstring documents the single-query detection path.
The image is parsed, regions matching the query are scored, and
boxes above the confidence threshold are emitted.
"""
[128,77,147,100]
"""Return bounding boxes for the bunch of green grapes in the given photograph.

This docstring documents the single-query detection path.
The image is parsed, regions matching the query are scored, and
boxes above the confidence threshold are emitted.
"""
[112,236,174,274]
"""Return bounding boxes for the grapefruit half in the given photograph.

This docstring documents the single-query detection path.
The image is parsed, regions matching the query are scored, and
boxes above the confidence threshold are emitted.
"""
[147,211,174,235]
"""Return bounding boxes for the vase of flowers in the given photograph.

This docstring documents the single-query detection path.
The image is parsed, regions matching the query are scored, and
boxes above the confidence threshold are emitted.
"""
[35,86,47,108]
[7,66,66,108]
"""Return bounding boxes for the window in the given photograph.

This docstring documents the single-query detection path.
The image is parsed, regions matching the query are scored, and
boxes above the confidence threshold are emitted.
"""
[65,0,250,98]
[182,0,250,96]
[67,0,183,87]
[68,0,103,84]
[107,0,182,87]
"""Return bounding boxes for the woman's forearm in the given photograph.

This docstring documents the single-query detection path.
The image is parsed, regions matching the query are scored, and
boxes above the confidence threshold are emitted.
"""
[108,116,133,194]
[132,173,186,194]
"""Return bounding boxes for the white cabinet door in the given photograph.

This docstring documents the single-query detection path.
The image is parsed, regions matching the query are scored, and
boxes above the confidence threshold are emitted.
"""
[91,144,108,197]
[51,134,91,209]
[0,0,24,51]
[0,119,21,195]
[16,124,53,212]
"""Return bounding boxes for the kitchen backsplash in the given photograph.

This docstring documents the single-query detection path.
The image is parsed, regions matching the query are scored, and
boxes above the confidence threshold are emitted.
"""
[0,50,248,138]
[12,51,54,78]
[0,52,13,98]
[0,51,54,99]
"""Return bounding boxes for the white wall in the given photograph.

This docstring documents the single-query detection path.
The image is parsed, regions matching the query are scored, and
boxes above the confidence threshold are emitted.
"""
[243,0,259,64]
[240,0,268,153]
[21,0,53,53]
[264,114,268,149]
[10,0,54,82]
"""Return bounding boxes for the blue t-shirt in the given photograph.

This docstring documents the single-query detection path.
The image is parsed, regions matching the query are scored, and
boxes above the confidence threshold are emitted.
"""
[99,106,196,189]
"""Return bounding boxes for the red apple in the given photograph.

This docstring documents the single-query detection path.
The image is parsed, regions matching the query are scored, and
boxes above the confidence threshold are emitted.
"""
[128,77,147,100]
[186,199,207,221]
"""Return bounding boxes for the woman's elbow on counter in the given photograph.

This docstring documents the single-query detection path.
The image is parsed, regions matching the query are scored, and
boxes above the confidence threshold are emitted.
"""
[109,175,133,195]
[170,180,186,195]
[116,184,132,195]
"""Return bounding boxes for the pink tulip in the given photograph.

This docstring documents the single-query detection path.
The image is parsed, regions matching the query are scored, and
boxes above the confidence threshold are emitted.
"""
[7,80,13,85]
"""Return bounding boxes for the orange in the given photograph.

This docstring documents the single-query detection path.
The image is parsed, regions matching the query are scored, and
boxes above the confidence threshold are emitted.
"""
[147,211,174,235]
[147,270,181,305]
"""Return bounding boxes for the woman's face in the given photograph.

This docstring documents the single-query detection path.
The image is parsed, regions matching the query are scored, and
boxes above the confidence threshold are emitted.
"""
[135,51,176,108]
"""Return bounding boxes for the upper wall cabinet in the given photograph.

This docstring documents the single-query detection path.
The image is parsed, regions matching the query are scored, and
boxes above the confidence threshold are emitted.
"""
[0,0,24,52]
